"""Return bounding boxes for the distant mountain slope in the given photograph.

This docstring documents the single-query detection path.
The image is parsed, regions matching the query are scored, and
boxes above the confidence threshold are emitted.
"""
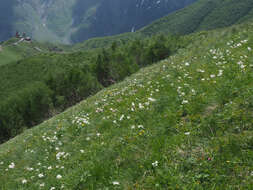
[0,0,16,41]
[72,0,253,50]
[71,0,196,43]
[139,0,253,36]
[0,0,196,44]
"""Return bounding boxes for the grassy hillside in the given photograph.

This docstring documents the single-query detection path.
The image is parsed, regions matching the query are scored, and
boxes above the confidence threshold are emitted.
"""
[139,0,253,36]
[1,21,253,189]
[0,38,67,66]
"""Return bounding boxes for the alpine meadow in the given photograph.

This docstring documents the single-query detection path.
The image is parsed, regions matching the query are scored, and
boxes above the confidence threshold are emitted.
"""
[0,0,253,189]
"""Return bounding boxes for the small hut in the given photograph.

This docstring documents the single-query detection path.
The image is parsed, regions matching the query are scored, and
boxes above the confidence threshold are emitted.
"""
[15,31,20,38]
[25,37,31,42]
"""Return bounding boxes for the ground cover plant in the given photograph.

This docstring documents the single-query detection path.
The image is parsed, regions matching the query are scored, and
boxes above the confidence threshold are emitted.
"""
[0,21,253,189]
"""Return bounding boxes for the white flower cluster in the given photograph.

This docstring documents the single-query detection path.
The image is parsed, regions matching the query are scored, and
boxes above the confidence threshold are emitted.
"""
[56,152,70,160]
[72,114,90,126]
[152,161,159,167]
[8,162,15,169]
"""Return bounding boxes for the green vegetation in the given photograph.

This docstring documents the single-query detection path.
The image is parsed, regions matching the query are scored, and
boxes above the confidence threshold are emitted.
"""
[73,0,253,51]
[0,34,185,142]
[139,0,253,36]
[2,1,253,188]
[1,21,253,189]
[0,38,68,66]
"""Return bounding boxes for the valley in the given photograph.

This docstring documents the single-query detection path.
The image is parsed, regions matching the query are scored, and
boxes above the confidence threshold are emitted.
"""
[0,0,196,44]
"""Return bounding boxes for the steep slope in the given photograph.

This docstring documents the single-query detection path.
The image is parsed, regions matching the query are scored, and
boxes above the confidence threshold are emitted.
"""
[1,21,253,189]
[0,0,196,43]
[139,0,253,36]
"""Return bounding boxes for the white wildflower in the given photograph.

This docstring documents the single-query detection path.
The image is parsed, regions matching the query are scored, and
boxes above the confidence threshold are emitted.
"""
[240,64,246,69]
[56,152,65,160]
[38,173,44,178]
[119,115,124,121]
[182,100,188,104]
[9,162,15,169]
[148,97,156,102]
[138,125,144,129]
[152,161,159,167]
[112,181,120,185]
[26,167,34,171]
[184,132,190,135]
[56,174,62,179]
[139,103,144,109]
[22,179,27,184]
[218,70,223,77]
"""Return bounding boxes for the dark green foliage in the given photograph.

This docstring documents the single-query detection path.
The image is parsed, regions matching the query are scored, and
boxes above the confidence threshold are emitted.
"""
[95,34,183,86]
[45,66,100,106]
[0,34,185,143]
[0,82,52,142]
[0,52,101,142]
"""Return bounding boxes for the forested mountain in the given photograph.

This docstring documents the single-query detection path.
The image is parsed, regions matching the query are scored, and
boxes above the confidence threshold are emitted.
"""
[0,0,196,43]
[139,0,253,36]
[71,0,196,43]
[72,0,253,50]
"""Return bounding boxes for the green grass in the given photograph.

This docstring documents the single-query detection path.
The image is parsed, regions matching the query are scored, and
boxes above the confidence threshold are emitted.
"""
[1,21,253,189]
[0,38,68,66]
